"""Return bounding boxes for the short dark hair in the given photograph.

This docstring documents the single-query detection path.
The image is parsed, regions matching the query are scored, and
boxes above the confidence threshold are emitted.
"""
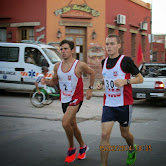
[42,66,48,72]
[59,40,74,50]
[107,34,121,44]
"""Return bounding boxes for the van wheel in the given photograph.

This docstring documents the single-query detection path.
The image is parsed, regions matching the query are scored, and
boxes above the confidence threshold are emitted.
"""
[30,91,46,108]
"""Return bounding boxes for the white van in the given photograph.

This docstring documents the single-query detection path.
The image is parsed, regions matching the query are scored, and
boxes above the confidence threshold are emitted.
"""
[0,42,61,92]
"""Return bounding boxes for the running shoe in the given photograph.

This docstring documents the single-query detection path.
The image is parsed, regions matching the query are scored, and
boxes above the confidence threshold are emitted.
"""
[77,144,89,160]
[126,144,137,165]
[65,147,77,163]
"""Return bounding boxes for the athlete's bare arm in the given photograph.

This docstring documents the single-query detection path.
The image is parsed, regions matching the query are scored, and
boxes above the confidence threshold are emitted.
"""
[77,62,95,100]
[46,62,60,86]
[97,73,144,89]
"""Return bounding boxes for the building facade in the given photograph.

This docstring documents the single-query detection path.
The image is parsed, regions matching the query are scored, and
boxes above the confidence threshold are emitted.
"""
[152,42,165,63]
[0,0,152,78]
[154,34,166,46]
[153,34,166,63]
[0,0,46,43]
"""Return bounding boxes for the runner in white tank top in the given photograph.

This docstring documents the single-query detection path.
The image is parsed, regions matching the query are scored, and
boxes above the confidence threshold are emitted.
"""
[96,34,143,166]
[102,55,133,107]
[57,59,84,104]
[45,40,95,163]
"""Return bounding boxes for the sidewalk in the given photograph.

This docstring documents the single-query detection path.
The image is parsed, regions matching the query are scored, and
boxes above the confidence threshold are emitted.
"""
[83,77,105,97]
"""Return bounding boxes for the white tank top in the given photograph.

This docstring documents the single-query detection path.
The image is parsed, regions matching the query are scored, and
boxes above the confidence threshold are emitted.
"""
[36,73,46,88]
[57,59,83,103]
[102,55,133,107]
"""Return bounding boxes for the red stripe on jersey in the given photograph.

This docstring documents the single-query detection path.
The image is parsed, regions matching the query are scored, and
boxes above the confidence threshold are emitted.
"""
[74,61,80,78]
[59,89,61,101]
[72,77,84,102]
[103,93,106,106]
[124,73,133,105]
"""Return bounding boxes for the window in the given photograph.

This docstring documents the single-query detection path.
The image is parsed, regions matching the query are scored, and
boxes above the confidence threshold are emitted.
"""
[66,28,85,35]
[0,29,6,42]
[21,28,27,40]
[42,48,61,63]
[29,28,35,40]
[131,33,136,57]
[0,47,19,62]
[161,51,164,62]
[19,27,34,42]
[108,28,114,35]
[119,30,124,54]
[65,37,74,41]
[153,51,157,62]
[24,47,48,66]
[141,35,146,59]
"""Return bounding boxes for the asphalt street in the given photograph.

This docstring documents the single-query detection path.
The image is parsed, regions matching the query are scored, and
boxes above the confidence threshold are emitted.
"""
[0,88,166,166]
[1,115,166,166]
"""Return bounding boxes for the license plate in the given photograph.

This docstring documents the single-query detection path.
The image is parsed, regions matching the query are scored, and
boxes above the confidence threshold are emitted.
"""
[136,93,146,98]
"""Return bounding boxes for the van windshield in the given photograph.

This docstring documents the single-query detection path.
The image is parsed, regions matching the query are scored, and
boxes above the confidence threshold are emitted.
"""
[42,48,61,64]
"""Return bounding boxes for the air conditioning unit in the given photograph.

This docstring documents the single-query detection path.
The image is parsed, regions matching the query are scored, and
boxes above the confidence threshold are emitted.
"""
[117,14,126,25]
[140,22,148,30]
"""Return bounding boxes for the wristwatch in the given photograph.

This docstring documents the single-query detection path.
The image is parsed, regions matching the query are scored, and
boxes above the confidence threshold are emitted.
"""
[89,86,93,90]
[127,79,130,85]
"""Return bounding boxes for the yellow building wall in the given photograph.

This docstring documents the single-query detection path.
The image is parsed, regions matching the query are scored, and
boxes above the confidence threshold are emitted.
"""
[46,0,106,50]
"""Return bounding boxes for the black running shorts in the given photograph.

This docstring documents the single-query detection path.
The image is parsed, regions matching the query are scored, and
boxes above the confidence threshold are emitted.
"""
[62,99,83,114]
[102,105,133,127]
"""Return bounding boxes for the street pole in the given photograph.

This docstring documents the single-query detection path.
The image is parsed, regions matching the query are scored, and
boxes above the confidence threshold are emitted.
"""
[150,0,153,63]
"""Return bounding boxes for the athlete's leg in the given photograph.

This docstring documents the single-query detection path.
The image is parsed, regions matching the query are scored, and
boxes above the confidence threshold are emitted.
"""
[62,104,79,148]
[118,105,134,150]
[120,125,137,165]
[100,121,114,166]
[120,126,134,150]
[71,116,84,147]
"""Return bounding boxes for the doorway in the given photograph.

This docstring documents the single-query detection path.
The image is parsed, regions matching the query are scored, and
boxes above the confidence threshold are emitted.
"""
[0,29,6,42]
[65,27,86,63]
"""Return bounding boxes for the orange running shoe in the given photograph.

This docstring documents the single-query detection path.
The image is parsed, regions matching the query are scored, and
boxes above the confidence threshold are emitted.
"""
[65,147,77,163]
[77,144,89,160]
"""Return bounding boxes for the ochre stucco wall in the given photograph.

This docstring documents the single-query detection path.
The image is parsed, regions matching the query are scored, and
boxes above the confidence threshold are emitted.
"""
[46,0,106,50]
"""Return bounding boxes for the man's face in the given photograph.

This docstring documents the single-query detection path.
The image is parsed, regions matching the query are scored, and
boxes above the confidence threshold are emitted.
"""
[43,70,47,76]
[60,43,73,60]
[106,37,121,57]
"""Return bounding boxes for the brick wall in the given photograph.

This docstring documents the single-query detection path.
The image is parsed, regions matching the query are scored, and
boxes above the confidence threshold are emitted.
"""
[153,42,165,63]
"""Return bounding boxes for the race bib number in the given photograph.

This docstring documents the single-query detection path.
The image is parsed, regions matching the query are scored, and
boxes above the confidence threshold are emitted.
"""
[105,79,115,89]
[104,79,121,98]
[59,81,72,92]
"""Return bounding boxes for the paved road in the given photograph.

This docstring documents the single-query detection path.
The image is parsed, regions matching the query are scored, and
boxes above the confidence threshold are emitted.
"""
[0,92,166,166]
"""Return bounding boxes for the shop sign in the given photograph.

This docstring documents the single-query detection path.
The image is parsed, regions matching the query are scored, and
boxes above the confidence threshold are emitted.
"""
[54,4,100,17]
